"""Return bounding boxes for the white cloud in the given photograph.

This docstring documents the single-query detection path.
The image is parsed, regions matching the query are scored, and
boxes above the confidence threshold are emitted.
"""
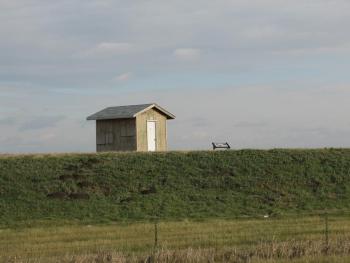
[115,72,132,82]
[174,48,201,61]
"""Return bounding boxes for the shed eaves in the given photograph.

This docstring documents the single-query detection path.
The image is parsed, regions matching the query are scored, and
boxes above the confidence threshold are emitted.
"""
[86,103,175,120]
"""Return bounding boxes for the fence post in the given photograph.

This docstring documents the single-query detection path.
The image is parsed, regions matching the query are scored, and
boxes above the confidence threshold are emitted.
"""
[324,212,329,255]
[147,218,159,263]
[154,219,158,250]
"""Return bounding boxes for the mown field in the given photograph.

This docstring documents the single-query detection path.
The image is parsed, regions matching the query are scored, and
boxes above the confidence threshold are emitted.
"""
[1,215,350,262]
[1,149,350,226]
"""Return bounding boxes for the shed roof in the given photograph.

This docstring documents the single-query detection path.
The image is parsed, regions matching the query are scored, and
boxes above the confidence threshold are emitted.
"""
[86,103,175,120]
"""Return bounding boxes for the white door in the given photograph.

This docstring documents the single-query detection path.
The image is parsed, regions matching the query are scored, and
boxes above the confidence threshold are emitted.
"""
[147,121,156,151]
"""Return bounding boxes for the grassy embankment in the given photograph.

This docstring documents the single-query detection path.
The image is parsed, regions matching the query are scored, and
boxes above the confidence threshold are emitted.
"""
[1,149,350,226]
[2,149,350,262]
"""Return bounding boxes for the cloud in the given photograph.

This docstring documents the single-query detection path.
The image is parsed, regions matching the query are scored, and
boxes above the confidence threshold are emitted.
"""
[192,131,209,140]
[0,117,16,126]
[39,132,56,141]
[95,42,133,54]
[19,116,66,131]
[180,117,211,128]
[0,132,57,152]
[1,0,350,152]
[174,48,201,61]
[233,121,268,128]
[115,72,132,82]
[79,42,134,58]
[0,136,23,147]
[1,83,350,153]
[2,0,350,88]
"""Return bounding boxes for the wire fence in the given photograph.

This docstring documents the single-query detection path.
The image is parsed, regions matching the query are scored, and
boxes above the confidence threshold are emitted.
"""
[1,211,350,262]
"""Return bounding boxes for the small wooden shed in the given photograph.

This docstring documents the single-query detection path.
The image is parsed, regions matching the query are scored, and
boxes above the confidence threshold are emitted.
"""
[87,103,175,152]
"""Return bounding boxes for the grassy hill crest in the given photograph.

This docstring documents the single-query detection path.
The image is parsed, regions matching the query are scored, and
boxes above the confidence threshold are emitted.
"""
[1,149,350,226]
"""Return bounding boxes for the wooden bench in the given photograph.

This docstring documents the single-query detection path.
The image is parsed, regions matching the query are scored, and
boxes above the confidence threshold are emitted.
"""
[212,142,231,150]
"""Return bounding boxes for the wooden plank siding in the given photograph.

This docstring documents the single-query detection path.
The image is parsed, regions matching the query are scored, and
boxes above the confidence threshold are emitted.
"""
[96,119,136,152]
[136,108,167,151]
[95,108,169,152]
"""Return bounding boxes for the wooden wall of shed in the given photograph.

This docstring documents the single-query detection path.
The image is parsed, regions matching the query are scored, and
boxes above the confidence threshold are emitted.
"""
[136,108,167,151]
[96,119,136,152]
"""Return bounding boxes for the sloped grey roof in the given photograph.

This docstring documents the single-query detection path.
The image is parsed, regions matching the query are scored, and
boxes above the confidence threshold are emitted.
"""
[86,103,175,120]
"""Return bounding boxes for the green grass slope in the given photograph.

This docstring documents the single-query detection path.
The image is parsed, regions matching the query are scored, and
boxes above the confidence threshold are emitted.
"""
[1,149,350,226]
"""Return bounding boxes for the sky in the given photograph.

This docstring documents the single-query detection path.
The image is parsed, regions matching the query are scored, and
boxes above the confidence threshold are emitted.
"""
[1,0,350,153]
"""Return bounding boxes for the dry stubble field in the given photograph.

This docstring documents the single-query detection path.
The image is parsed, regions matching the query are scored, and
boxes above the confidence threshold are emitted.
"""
[1,215,350,262]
